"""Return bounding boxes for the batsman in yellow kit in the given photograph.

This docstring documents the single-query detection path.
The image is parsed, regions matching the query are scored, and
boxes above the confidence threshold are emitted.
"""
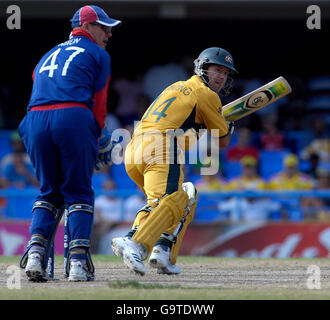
[112,47,237,275]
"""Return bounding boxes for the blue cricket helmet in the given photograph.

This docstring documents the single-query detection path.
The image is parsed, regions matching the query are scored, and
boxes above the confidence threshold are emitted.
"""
[194,47,237,95]
[194,47,238,76]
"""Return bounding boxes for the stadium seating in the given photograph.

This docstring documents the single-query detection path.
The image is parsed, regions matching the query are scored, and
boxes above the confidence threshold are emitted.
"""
[194,197,227,222]
[0,131,13,161]
[259,149,290,180]
[0,125,326,223]
[92,172,109,191]
[3,189,35,219]
[307,76,330,91]
[223,161,242,179]
[110,163,136,189]
[307,95,330,111]
[306,76,330,124]
[287,130,313,154]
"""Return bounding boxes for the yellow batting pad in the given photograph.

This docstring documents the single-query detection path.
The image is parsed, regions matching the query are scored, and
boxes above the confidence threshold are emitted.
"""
[132,210,149,229]
[169,201,197,264]
[132,201,159,229]
[132,191,188,253]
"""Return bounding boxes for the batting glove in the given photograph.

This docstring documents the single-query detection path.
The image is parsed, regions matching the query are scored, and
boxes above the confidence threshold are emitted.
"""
[227,121,235,135]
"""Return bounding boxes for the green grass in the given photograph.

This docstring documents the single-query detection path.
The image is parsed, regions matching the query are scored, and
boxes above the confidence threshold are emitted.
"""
[1,287,330,300]
[0,256,22,264]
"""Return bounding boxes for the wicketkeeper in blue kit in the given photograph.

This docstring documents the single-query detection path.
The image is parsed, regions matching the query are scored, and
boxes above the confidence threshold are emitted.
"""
[18,5,121,281]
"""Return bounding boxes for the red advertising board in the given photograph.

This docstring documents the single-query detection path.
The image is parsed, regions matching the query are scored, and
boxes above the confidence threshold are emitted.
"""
[0,221,64,255]
[183,222,330,258]
[2,221,330,258]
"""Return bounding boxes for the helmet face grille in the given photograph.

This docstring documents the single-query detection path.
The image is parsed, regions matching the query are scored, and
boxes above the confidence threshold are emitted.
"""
[193,58,204,76]
[194,56,235,96]
[193,58,210,87]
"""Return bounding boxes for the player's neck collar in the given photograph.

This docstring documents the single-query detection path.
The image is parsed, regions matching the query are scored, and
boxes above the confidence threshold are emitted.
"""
[71,29,96,44]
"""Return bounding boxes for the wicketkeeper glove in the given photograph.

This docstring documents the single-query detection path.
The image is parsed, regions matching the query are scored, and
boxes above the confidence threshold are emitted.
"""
[95,133,119,171]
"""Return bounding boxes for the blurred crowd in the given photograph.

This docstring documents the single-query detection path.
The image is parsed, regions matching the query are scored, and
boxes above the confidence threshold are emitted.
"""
[0,58,329,253]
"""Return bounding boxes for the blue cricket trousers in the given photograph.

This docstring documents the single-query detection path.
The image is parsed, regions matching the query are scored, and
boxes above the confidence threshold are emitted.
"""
[18,106,98,241]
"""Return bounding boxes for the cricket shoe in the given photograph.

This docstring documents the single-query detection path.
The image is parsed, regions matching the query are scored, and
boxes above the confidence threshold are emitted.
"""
[25,251,47,282]
[111,236,127,257]
[148,244,181,275]
[68,259,94,282]
[122,238,147,276]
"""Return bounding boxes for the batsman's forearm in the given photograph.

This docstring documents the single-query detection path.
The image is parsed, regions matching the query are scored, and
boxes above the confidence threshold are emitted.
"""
[218,134,231,149]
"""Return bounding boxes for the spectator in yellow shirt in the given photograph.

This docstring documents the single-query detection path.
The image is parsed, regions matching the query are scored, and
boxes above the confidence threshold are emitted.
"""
[226,155,266,191]
[195,174,226,192]
[268,154,315,221]
[219,156,280,221]
[301,166,330,220]
[268,154,315,190]
[195,156,227,192]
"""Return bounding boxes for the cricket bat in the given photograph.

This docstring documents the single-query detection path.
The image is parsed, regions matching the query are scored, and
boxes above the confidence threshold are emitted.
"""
[222,76,292,121]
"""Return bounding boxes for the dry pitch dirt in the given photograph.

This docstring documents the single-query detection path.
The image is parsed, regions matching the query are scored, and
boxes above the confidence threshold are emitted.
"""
[1,258,330,290]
